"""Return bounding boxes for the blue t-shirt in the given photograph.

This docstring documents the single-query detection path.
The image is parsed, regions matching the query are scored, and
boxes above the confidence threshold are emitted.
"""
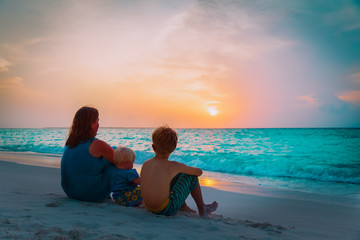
[111,168,140,192]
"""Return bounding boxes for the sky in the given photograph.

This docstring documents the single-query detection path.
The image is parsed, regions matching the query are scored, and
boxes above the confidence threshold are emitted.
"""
[0,0,359,128]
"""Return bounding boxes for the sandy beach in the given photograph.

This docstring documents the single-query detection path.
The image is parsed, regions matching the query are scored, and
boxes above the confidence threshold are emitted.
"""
[0,152,359,240]
[1,0,360,238]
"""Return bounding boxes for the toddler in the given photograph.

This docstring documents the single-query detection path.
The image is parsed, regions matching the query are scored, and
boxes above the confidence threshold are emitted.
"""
[111,146,142,207]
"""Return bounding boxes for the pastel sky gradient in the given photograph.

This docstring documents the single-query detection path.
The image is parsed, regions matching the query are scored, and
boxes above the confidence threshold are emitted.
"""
[0,0,359,128]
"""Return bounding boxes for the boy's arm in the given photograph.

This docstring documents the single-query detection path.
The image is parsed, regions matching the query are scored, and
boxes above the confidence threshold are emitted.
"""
[173,162,203,176]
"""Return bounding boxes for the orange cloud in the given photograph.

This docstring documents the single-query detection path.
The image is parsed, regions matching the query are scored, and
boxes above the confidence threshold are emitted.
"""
[0,58,11,72]
[338,91,360,105]
[297,95,320,106]
[0,77,25,89]
[0,76,46,102]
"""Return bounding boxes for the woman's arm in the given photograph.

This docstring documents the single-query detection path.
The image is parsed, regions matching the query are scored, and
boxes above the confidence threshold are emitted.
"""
[89,139,115,164]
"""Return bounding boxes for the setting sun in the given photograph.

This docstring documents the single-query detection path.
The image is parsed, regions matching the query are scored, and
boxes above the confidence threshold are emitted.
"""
[207,107,218,116]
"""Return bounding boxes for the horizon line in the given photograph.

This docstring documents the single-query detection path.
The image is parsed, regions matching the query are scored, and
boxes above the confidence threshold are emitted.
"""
[0,126,359,130]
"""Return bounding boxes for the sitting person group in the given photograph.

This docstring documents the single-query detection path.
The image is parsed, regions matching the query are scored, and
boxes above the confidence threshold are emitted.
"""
[61,106,217,217]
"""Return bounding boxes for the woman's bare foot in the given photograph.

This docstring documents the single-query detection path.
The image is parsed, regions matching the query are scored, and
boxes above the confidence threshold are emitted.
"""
[199,201,218,217]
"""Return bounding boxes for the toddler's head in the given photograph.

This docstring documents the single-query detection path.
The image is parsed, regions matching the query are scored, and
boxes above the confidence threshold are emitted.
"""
[152,125,178,154]
[114,146,136,169]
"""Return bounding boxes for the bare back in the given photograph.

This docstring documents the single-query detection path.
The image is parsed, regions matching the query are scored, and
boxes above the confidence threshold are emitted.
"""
[140,157,202,209]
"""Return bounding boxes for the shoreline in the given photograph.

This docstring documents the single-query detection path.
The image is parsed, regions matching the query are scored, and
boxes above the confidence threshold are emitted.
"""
[1,151,358,207]
[0,152,359,239]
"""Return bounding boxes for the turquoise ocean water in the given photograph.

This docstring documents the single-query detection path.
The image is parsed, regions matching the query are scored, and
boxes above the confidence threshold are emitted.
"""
[0,128,359,201]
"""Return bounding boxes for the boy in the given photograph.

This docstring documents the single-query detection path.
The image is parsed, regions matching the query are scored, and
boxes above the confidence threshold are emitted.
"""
[111,146,142,207]
[140,126,218,217]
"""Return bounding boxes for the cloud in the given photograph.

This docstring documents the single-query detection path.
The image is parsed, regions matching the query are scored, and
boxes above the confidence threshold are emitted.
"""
[332,5,360,32]
[2,38,48,53]
[315,93,351,114]
[297,95,320,106]
[297,93,354,114]
[0,76,46,101]
[337,91,360,105]
[345,23,360,31]
[114,0,298,86]
[0,58,11,72]
[0,76,24,89]
[319,101,349,114]
[165,0,296,61]
[350,72,360,84]
[1,37,50,64]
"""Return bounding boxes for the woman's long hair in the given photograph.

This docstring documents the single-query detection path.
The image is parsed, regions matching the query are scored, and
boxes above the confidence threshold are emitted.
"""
[65,106,99,148]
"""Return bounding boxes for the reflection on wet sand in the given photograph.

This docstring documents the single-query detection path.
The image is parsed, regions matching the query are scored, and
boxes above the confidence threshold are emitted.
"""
[199,176,243,194]
[200,177,219,188]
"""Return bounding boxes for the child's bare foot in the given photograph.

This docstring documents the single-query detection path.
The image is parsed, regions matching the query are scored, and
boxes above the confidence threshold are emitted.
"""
[137,202,145,208]
[199,201,218,217]
[179,203,197,214]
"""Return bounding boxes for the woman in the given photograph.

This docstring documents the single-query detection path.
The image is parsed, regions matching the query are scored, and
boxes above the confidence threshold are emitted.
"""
[61,106,115,202]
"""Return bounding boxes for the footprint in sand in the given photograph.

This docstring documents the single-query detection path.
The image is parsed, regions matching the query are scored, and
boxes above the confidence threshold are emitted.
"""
[45,201,61,207]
